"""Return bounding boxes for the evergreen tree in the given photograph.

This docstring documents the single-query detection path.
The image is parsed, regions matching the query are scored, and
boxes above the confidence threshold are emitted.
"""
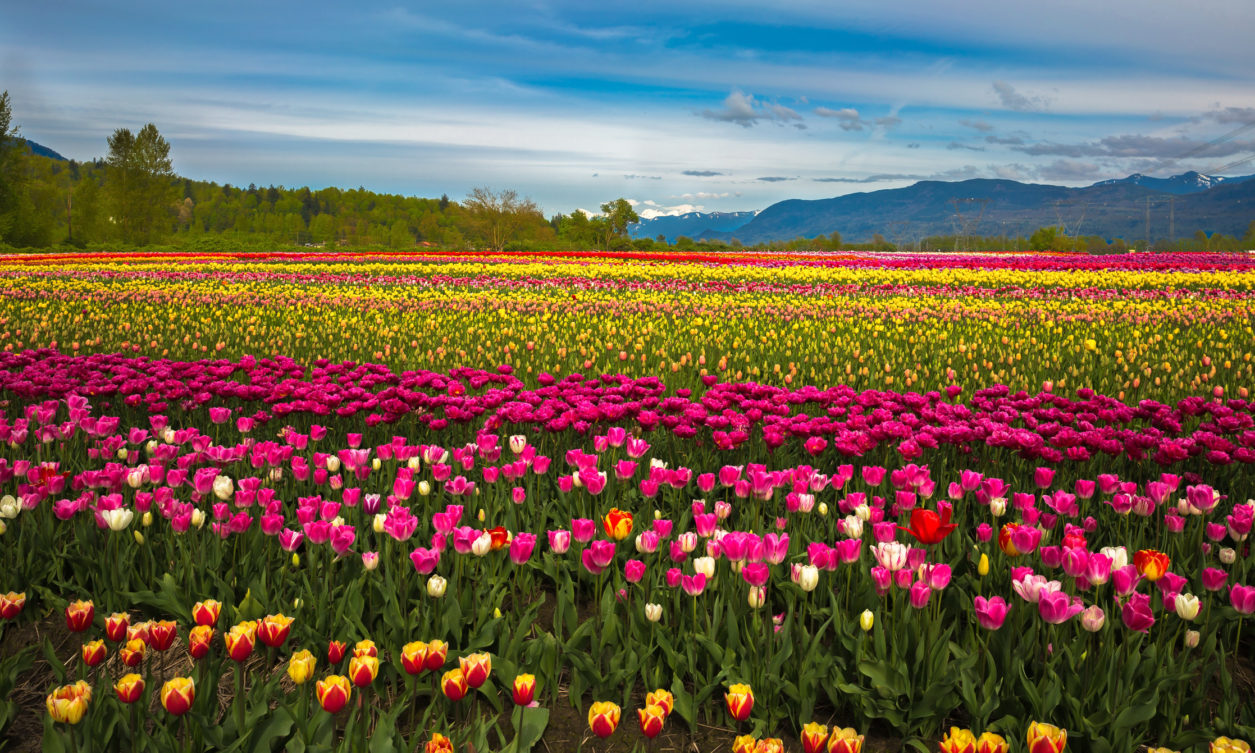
[106,123,176,244]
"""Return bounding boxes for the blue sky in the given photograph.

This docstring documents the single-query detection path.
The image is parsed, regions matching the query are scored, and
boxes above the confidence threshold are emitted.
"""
[4,0,1254,217]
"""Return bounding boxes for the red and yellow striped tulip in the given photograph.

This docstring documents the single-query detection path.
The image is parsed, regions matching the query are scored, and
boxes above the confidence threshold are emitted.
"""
[725,683,754,722]
[65,600,94,632]
[114,673,144,704]
[46,681,92,724]
[588,701,621,738]
[316,675,351,713]
[161,677,195,716]
[1027,722,1067,753]
[81,639,107,668]
[638,704,666,739]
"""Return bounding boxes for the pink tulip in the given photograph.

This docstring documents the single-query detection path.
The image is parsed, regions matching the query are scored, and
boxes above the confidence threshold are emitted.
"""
[624,559,646,583]
[974,595,1010,629]
[909,581,931,608]
[741,563,770,587]
[1231,584,1255,614]
[1202,567,1227,591]
[547,529,571,554]
[681,573,707,596]
[1121,592,1155,632]
[571,518,596,543]
[1038,590,1083,624]
[509,533,536,565]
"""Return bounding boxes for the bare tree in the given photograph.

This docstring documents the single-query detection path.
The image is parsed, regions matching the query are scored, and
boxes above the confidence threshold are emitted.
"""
[463,187,543,252]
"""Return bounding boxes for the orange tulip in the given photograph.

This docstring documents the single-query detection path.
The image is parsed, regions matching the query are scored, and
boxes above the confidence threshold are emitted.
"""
[188,625,213,660]
[603,508,633,540]
[81,639,107,668]
[997,523,1022,557]
[65,600,94,632]
[401,641,429,675]
[638,704,666,739]
[46,680,92,724]
[828,727,865,753]
[316,675,352,713]
[348,653,380,687]
[114,673,145,704]
[1134,549,1170,582]
[588,701,621,738]
[257,613,294,648]
[441,668,469,701]
[192,599,221,627]
[725,683,753,722]
[223,621,258,662]
[1027,722,1067,753]
[459,652,491,689]
[161,677,195,716]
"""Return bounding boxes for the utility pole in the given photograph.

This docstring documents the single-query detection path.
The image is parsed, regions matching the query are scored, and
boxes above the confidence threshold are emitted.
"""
[1169,196,1174,246]
[1145,196,1151,251]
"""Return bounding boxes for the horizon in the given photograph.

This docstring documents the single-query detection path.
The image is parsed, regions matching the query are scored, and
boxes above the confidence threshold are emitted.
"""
[4,1,1254,218]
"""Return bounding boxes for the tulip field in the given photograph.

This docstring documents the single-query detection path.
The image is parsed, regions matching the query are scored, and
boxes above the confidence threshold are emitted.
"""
[0,248,1252,753]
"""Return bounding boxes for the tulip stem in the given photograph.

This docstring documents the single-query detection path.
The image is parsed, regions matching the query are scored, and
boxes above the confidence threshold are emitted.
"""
[234,663,246,740]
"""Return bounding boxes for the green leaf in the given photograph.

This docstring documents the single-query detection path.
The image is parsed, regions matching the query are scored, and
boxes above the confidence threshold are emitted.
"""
[42,636,66,684]
[248,705,295,753]
[514,706,550,753]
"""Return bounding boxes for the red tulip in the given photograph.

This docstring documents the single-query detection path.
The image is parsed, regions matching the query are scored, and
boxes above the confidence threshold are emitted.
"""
[898,507,957,545]
[327,640,347,664]
[148,620,178,651]
[65,600,94,632]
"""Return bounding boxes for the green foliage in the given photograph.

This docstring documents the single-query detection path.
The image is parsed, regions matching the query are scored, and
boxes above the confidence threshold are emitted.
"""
[106,124,177,245]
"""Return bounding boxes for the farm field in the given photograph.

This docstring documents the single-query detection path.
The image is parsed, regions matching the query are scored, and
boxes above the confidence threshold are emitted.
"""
[0,248,1253,753]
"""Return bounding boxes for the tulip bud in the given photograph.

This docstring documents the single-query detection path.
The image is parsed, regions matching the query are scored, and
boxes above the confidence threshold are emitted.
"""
[133,529,145,545]
[978,553,990,576]
[288,649,316,685]
[797,565,819,592]
[190,509,205,528]
[748,586,766,609]
[0,520,6,535]
[418,480,431,496]
[1220,548,1236,564]
[818,502,828,516]
[693,556,716,579]
[859,609,874,632]
[1080,605,1105,632]
[372,458,381,471]
[645,603,662,622]
[142,511,153,527]
[373,513,387,533]
[427,575,447,598]
[1174,593,1201,621]
[989,497,1007,518]
[118,447,128,460]
[1185,629,1199,648]
[407,456,421,470]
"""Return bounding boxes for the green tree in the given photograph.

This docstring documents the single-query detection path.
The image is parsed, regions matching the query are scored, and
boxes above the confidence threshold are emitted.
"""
[599,198,639,246]
[106,123,176,244]
[0,91,24,243]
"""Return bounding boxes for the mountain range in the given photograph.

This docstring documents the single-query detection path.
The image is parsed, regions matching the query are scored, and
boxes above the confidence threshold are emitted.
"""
[628,211,758,242]
[632,171,1255,244]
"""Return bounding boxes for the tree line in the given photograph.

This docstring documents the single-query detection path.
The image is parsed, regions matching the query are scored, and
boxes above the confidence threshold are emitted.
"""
[2,93,1251,254]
